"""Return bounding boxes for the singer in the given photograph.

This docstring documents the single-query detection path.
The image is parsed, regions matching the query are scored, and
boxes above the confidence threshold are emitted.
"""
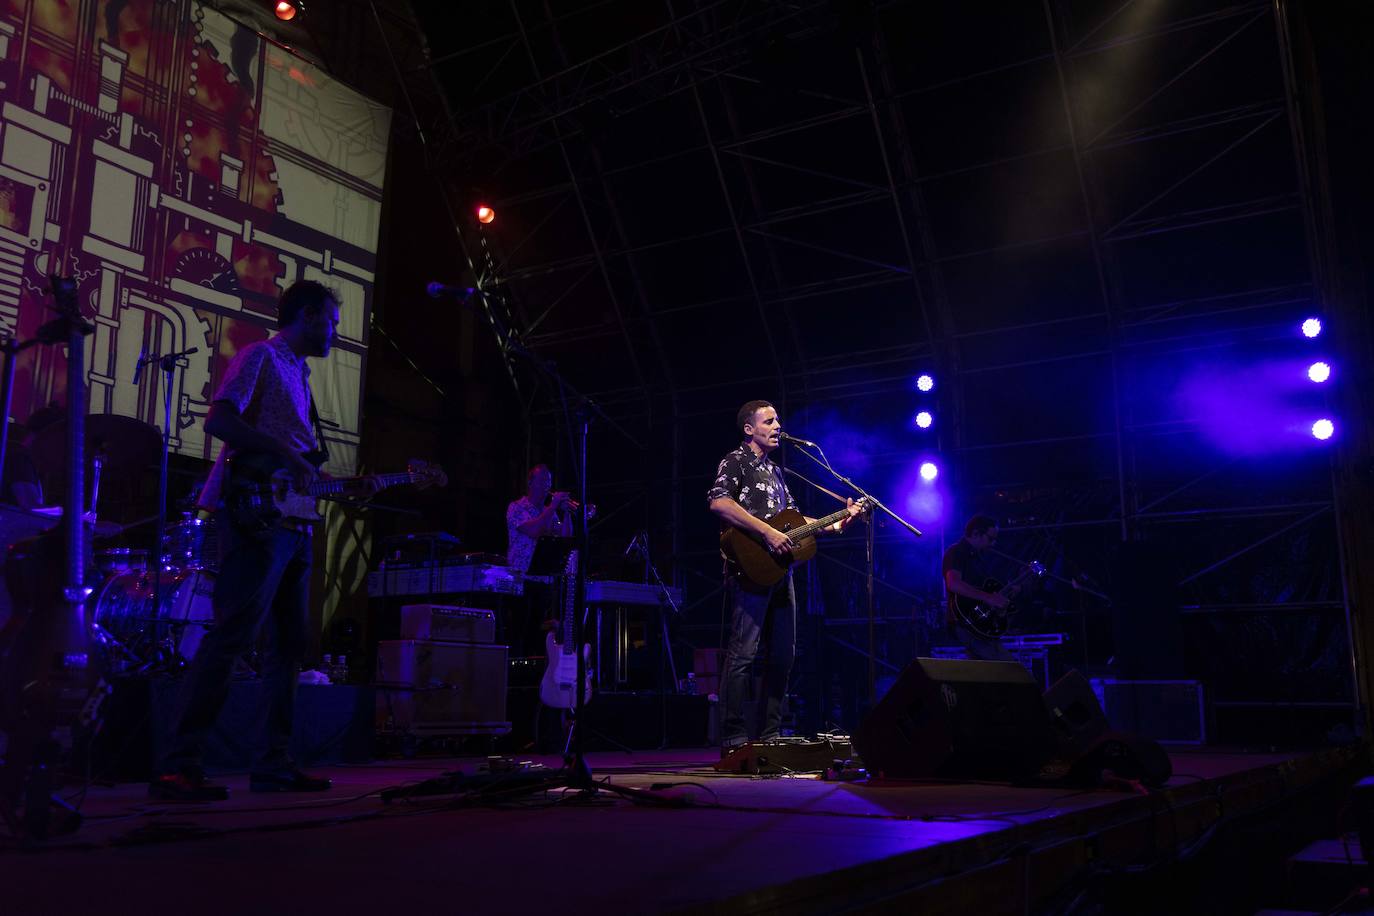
[707,400,860,753]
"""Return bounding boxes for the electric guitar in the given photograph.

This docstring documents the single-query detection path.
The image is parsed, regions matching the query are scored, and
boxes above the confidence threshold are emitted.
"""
[952,560,1045,640]
[720,498,873,589]
[224,450,446,531]
[540,550,593,709]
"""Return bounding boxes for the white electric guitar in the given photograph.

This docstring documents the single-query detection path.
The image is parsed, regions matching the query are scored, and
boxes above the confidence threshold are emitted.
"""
[539,550,593,709]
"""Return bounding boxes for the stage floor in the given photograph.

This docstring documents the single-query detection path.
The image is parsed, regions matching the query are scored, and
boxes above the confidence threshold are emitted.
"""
[1,745,1362,915]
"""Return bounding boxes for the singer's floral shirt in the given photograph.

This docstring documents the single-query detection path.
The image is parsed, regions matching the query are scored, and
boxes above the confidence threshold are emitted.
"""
[707,442,796,522]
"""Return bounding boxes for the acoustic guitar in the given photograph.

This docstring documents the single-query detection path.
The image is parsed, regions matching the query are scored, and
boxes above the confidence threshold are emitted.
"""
[720,498,873,589]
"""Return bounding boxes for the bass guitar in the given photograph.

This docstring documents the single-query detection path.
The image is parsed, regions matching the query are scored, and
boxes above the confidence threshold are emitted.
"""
[540,550,593,709]
[224,450,446,531]
[720,498,873,589]
[952,560,1045,640]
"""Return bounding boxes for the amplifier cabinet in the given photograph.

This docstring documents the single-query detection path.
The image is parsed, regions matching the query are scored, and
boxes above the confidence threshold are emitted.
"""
[375,640,508,730]
[376,688,509,735]
[399,604,496,644]
[375,640,507,688]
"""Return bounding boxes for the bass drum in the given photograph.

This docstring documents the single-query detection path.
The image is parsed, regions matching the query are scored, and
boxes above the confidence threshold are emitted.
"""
[94,569,217,671]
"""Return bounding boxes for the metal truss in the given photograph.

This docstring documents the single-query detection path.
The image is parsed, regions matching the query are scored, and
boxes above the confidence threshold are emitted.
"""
[399,0,1353,733]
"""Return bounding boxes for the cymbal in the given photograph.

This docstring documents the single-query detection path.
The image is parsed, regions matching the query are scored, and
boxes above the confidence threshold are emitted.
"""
[31,414,163,476]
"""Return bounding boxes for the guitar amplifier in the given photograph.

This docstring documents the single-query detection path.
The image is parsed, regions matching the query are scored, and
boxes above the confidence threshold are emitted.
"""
[375,641,508,730]
[376,688,510,735]
[376,640,507,688]
[399,604,496,643]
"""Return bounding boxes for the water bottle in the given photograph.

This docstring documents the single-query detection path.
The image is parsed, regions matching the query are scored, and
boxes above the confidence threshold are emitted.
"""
[334,654,349,685]
[322,654,333,679]
[686,672,697,695]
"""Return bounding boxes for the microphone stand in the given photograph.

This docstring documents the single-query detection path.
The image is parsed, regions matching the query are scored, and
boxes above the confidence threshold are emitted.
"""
[783,438,922,706]
[138,346,198,643]
[472,293,647,796]
[0,276,98,841]
[377,290,673,806]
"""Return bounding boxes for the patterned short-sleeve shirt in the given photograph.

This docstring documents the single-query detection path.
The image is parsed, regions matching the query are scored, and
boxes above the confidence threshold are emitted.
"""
[506,495,542,573]
[707,442,796,522]
[199,335,316,508]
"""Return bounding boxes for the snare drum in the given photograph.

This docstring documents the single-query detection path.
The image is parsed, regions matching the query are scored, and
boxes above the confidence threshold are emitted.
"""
[94,569,217,670]
[95,547,148,575]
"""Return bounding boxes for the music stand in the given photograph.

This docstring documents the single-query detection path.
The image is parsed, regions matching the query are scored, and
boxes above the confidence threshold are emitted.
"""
[527,535,575,578]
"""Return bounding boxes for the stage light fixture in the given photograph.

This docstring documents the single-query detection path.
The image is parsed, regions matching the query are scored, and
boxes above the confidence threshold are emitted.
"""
[916,374,934,392]
[1307,361,1331,383]
[274,0,298,20]
[1301,317,1322,338]
[476,204,495,224]
[1311,419,1334,441]
[914,411,933,429]
[919,461,939,481]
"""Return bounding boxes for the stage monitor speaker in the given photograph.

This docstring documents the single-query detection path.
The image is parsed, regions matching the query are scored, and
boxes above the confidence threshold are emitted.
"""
[1041,670,1173,788]
[853,657,1057,781]
[1043,669,1110,754]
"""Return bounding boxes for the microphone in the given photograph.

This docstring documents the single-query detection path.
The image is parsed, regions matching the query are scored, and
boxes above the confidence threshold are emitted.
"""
[426,282,477,301]
[779,432,818,448]
[132,344,148,385]
[624,532,642,557]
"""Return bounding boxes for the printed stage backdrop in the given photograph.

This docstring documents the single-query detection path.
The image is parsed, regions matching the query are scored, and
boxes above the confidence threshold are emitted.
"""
[0,0,388,477]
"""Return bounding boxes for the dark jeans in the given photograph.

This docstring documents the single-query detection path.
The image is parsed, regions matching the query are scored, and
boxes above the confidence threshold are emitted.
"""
[722,574,795,746]
[948,622,1014,662]
[159,518,312,775]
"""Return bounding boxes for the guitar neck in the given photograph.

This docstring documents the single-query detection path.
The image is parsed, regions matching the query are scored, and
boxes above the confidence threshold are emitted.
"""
[787,505,857,541]
[562,551,579,655]
[305,472,412,497]
[998,566,1039,596]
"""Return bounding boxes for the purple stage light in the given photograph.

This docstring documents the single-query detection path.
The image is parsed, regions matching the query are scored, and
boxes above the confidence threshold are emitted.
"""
[916,374,935,392]
[1311,419,1334,441]
[1307,361,1331,383]
[1301,317,1322,338]
[919,461,938,481]
[915,410,933,429]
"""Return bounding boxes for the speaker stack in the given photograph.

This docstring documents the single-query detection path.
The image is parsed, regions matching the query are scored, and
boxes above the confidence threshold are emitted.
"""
[852,658,1172,788]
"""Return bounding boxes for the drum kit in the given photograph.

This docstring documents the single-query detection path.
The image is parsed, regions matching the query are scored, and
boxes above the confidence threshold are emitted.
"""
[89,516,219,676]
[26,414,221,677]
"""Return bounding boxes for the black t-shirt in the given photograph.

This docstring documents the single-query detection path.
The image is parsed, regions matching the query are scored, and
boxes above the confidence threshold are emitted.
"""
[941,538,990,625]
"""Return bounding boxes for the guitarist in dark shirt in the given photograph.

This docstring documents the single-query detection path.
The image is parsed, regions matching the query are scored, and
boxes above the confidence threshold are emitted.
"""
[942,514,1014,661]
[152,280,376,801]
[708,400,860,752]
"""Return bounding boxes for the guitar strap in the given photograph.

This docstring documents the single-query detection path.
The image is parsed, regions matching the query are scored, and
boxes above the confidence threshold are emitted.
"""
[304,391,330,466]
[780,465,851,507]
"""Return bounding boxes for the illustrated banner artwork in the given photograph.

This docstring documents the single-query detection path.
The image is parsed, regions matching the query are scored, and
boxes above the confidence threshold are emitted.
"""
[0,0,389,475]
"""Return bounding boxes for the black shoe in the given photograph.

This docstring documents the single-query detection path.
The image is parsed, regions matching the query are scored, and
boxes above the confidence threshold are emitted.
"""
[149,771,230,802]
[249,768,332,793]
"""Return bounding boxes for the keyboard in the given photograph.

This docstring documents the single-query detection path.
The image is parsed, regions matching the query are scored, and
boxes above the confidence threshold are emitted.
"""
[368,562,682,607]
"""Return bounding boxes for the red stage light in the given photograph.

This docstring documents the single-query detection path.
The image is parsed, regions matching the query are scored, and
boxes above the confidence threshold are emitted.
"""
[476,205,495,224]
[275,1,298,21]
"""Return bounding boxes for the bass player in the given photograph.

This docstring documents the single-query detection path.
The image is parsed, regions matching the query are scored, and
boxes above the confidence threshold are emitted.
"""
[152,280,377,801]
[707,400,860,753]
